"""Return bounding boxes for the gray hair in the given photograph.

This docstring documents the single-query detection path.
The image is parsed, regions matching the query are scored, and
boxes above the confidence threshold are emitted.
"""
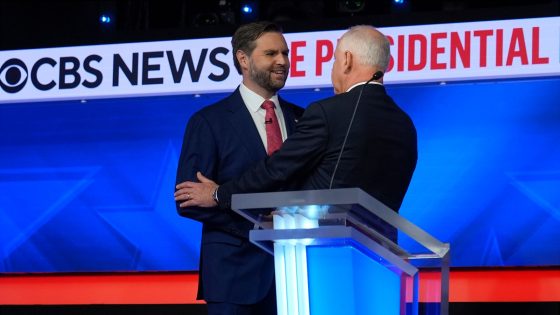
[338,25,391,71]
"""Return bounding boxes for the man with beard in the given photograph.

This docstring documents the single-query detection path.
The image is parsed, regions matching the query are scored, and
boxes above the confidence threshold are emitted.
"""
[177,25,417,241]
[175,21,303,315]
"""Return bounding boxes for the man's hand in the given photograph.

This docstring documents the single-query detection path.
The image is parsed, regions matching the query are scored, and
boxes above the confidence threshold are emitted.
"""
[174,172,218,208]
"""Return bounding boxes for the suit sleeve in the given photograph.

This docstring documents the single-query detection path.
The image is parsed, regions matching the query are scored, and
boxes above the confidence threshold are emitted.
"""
[175,113,236,227]
[217,102,328,210]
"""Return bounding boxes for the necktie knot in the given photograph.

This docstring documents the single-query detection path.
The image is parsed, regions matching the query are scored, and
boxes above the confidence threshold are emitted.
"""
[261,100,275,110]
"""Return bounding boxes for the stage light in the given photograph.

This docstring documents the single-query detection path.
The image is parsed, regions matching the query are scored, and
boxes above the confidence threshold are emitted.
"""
[239,1,258,23]
[390,0,410,13]
[242,4,253,14]
[99,14,112,24]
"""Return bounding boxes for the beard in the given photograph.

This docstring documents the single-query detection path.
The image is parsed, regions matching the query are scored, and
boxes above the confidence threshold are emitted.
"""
[248,59,288,93]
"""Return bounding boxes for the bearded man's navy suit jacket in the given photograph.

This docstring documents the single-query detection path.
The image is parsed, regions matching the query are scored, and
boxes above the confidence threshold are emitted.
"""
[175,88,303,304]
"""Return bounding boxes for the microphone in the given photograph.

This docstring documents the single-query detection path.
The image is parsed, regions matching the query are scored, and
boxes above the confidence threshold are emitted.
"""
[328,71,383,189]
[265,118,273,124]
[371,71,384,81]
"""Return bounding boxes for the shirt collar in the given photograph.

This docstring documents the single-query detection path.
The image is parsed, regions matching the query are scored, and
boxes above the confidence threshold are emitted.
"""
[239,82,280,113]
[346,81,383,92]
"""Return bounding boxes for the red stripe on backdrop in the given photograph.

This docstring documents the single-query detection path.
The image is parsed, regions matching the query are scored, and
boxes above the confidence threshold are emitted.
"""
[0,268,559,305]
[0,272,203,305]
[449,268,560,302]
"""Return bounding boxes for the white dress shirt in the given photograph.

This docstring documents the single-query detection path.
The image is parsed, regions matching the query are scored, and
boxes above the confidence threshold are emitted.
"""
[239,83,288,149]
[346,80,383,92]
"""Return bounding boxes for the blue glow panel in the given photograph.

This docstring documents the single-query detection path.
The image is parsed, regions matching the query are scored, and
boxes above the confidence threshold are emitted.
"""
[387,78,560,267]
[307,245,401,315]
[1,77,559,272]
[0,93,227,272]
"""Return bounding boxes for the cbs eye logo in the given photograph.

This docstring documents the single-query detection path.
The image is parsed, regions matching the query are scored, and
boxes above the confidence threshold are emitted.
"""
[0,59,28,93]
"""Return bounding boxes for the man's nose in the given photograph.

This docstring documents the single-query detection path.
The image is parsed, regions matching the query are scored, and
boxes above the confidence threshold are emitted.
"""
[275,54,288,65]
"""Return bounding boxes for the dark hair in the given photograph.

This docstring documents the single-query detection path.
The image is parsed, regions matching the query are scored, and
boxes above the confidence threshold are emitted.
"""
[231,21,283,73]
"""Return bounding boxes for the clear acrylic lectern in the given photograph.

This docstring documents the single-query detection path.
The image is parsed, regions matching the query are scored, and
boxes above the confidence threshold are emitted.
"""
[231,188,450,315]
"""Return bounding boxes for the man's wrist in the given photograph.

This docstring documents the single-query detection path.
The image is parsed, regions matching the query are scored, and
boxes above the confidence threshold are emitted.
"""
[212,186,219,205]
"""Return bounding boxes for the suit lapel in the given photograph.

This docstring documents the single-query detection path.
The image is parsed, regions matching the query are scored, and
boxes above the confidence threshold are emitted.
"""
[225,88,267,160]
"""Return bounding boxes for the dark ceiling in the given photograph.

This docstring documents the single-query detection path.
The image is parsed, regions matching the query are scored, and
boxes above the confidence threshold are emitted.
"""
[1,0,558,50]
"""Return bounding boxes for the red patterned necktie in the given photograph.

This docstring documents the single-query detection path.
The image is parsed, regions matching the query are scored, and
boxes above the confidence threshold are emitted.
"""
[261,100,282,156]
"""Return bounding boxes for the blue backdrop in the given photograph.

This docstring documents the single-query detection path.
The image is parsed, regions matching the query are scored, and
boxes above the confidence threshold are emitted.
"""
[1,77,559,272]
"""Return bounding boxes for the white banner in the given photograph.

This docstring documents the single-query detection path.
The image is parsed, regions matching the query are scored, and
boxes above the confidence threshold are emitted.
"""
[1,17,559,103]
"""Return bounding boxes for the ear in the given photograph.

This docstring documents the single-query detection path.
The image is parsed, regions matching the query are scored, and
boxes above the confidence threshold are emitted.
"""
[343,50,353,74]
[236,50,249,72]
